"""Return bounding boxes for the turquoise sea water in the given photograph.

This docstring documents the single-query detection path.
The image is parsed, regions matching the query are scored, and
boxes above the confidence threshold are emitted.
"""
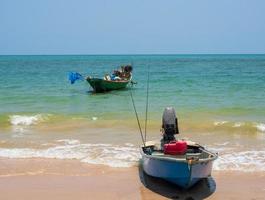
[0,55,264,171]
[0,54,264,122]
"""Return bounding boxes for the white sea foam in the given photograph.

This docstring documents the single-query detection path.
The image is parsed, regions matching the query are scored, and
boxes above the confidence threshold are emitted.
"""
[256,123,265,132]
[56,139,80,145]
[125,143,135,147]
[214,150,265,172]
[214,121,228,126]
[214,142,230,146]
[81,146,139,167]
[1,141,264,171]
[233,122,244,128]
[0,142,140,168]
[92,117,98,121]
[9,114,44,126]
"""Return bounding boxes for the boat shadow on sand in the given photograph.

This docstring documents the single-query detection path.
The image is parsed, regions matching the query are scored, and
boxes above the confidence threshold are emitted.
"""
[138,165,216,200]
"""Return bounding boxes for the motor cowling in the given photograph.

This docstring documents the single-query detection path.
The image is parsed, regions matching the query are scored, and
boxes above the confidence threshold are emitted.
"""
[161,107,179,147]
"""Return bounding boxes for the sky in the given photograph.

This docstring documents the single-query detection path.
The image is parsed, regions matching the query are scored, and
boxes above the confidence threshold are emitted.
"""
[0,0,265,55]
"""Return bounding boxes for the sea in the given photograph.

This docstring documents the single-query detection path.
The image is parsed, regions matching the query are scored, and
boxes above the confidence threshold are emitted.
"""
[0,54,264,171]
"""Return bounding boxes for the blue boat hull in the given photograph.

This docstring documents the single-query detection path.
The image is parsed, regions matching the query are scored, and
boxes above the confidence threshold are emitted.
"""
[140,148,216,188]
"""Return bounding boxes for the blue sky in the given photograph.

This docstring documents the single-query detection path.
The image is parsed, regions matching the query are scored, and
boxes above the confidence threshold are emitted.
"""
[1,0,265,55]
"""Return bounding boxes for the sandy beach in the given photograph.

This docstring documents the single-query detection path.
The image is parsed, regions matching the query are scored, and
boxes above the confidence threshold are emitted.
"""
[0,158,264,200]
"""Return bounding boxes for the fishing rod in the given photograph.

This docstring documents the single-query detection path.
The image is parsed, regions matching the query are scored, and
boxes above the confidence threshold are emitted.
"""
[144,65,150,142]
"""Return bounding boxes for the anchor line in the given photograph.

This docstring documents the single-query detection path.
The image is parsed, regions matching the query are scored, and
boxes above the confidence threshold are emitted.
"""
[144,65,150,142]
[129,88,145,147]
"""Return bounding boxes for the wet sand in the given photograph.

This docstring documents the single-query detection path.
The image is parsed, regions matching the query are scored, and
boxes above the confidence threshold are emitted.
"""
[0,159,265,200]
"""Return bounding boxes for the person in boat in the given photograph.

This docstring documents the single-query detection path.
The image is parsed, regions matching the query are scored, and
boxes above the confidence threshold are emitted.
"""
[118,65,132,80]
[123,65,132,79]
[109,69,122,81]
[109,65,132,81]
[160,107,179,149]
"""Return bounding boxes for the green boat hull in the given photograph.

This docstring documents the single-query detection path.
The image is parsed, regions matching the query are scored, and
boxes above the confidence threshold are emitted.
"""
[86,77,130,92]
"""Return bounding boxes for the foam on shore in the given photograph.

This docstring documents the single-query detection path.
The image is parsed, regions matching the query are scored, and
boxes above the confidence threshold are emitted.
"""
[0,139,264,171]
[214,150,265,172]
[9,114,49,126]
[0,141,140,168]
[256,123,265,132]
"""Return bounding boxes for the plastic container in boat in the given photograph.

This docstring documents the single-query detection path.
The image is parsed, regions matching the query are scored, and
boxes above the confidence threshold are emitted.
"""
[164,140,187,155]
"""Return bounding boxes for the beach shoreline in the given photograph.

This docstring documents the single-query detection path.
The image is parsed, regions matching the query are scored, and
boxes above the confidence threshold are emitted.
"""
[0,158,264,200]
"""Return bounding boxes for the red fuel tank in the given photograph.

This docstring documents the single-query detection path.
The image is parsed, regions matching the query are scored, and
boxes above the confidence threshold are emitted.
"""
[164,140,187,155]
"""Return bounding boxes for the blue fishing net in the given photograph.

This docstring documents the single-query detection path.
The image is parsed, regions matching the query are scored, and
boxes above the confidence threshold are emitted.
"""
[68,72,83,84]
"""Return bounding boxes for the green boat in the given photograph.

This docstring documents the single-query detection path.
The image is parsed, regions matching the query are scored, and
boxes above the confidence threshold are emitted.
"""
[86,65,133,92]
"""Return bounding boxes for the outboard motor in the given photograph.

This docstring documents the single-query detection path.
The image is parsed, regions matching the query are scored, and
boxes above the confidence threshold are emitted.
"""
[161,107,179,148]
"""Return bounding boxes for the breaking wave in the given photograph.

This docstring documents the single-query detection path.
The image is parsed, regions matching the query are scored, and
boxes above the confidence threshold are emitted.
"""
[256,123,265,132]
[0,140,140,168]
[213,121,265,132]
[9,114,48,126]
[213,121,228,126]
[214,150,265,172]
[0,139,264,171]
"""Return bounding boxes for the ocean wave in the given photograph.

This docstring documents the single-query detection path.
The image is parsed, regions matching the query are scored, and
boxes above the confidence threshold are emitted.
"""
[232,122,245,128]
[0,139,264,171]
[213,121,265,133]
[214,150,265,172]
[213,142,230,146]
[213,121,228,126]
[214,120,245,127]
[9,114,47,126]
[256,123,265,132]
[56,139,81,145]
[92,117,98,121]
[0,141,140,168]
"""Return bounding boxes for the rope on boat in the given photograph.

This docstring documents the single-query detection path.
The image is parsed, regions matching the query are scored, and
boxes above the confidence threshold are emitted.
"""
[129,85,145,147]
[144,65,150,142]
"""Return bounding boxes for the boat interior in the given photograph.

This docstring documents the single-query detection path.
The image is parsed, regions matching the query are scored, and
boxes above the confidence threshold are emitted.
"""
[142,141,216,161]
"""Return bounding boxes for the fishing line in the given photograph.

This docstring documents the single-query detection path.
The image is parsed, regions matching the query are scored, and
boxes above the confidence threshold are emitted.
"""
[144,65,150,142]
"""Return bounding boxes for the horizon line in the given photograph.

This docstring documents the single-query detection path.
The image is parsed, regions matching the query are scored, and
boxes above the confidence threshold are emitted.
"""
[0,53,265,56]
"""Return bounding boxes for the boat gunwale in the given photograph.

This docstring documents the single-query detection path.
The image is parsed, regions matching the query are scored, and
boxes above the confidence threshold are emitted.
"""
[140,146,218,164]
[86,75,132,84]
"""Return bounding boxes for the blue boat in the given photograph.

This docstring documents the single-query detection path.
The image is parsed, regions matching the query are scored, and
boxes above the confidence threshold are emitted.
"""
[139,107,218,189]
[140,142,217,188]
